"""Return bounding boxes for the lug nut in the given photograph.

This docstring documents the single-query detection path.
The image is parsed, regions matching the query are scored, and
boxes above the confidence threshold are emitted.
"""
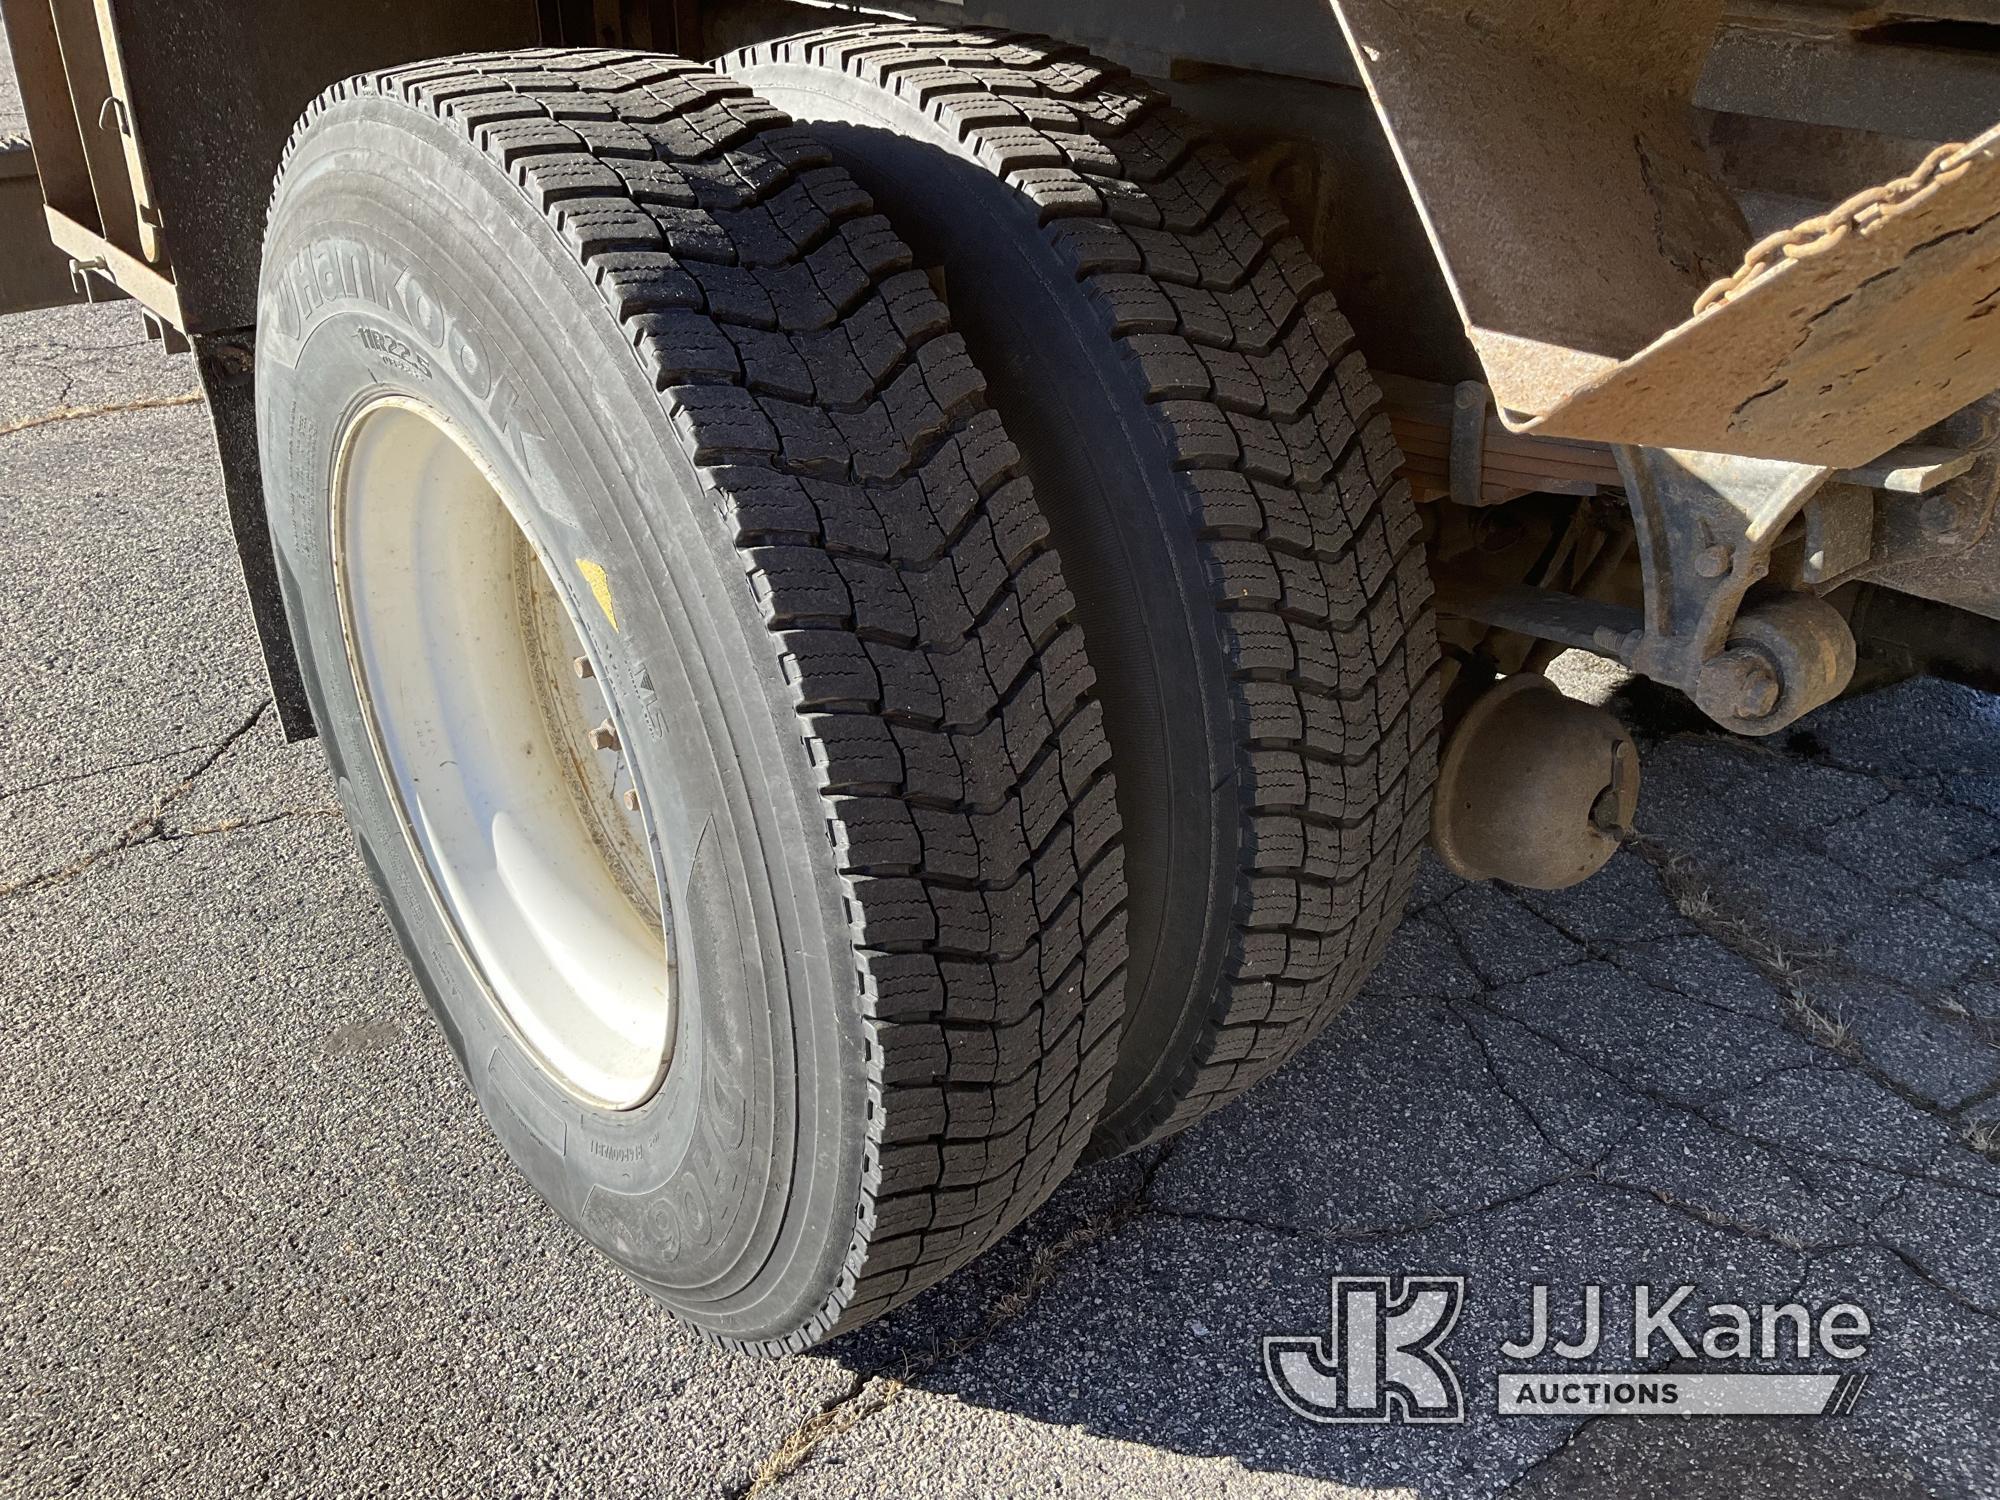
[1696,649,1782,723]
[572,655,595,679]
[589,720,620,752]
[623,789,641,813]
[1733,659,1782,720]
[1694,544,1733,579]
[1920,492,1971,546]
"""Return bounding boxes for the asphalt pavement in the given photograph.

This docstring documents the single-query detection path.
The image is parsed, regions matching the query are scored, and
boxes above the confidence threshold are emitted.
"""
[5,44,2000,1500]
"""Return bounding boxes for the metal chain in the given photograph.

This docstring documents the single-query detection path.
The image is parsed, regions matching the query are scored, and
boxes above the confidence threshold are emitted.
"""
[1694,139,1977,315]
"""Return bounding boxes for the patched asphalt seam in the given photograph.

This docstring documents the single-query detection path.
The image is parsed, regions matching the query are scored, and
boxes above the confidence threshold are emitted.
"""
[0,390,203,438]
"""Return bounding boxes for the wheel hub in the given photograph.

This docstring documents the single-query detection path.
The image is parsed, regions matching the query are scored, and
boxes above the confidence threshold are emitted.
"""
[332,396,673,1109]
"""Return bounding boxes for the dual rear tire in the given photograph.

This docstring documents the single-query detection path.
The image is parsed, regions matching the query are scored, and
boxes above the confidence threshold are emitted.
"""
[726,27,1442,1156]
[257,33,1436,1352]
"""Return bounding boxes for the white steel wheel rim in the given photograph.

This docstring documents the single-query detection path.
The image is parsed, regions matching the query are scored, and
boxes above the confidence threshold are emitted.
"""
[332,396,673,1109]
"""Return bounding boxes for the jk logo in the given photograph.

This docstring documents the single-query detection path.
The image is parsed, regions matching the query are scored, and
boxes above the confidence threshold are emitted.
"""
[1264,1276,1466,1424]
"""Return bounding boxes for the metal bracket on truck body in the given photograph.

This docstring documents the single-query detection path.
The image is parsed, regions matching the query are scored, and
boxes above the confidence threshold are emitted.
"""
[1611,446,1856,734]
[1329,0,2000,467]
[0,135,88,313]
[0,0,550,741]
[1441,446,1860,736]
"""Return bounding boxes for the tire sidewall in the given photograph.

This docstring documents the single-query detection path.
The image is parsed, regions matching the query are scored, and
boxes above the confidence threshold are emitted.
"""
[256,98,863,1340]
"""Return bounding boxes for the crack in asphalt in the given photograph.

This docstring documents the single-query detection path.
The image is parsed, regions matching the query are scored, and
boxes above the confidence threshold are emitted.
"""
[1626,836,1851,1037]
[1957,1077,2000,1124]
[1447,999,1585,1164]
[3,353,1991,1493]
[1507,1412,1604,1493]
[1351,837,2000,1321]
[158,806,343,845]
[1182,830,2000,1356]
[0,326,164,411]
[1452,981,1996,1206]
[0,734,232,801]
[1660,740,2000,1001]
[6,272,1993,1497]
[6,692,1992,1495]
[0,700,287,901]
[1147,1160,1618,1248]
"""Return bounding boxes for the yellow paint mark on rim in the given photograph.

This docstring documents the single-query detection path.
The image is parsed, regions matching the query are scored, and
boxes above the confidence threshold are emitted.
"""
[577,558,618,632]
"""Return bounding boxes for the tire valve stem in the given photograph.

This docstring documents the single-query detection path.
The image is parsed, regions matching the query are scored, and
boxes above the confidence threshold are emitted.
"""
[590,720,620,752]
